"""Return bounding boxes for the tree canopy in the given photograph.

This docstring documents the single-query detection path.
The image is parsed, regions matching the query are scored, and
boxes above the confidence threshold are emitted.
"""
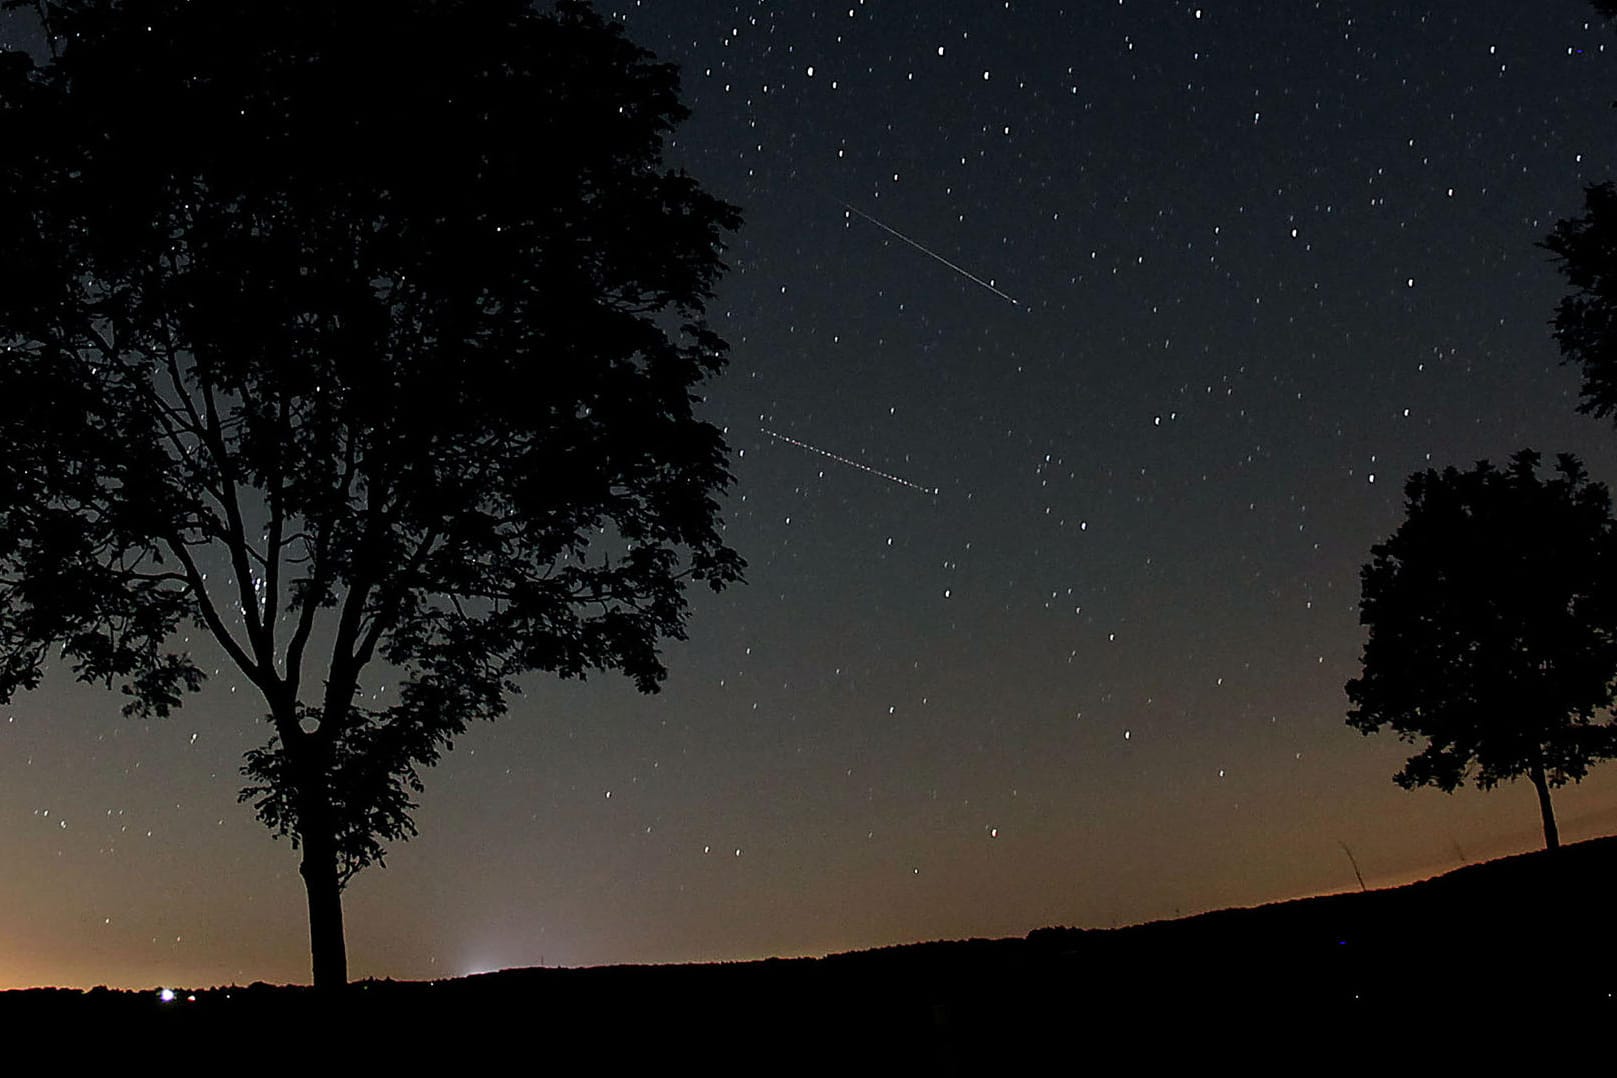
[0,0,742,987]
[1345,451,1617,850]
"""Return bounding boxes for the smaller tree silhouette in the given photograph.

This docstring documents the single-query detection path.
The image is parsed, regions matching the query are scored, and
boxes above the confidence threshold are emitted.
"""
[1543,2,1617,421]
[1345,450,1617,850]
[1544,182,1617,423]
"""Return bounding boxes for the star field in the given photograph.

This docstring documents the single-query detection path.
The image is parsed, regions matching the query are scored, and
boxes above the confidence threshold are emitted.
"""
[4,0,1617,988]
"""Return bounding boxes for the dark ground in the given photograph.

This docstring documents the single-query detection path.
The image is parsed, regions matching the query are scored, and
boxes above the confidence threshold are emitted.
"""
[9,836,1615,1066]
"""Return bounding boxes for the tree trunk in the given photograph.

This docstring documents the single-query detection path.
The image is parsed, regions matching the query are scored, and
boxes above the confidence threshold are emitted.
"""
[1529,761,1560,852]
[299,803,349,990]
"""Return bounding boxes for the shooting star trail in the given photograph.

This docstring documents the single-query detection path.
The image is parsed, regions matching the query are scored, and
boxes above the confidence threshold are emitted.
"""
[838,200,1022,308]
[760,427,939,495]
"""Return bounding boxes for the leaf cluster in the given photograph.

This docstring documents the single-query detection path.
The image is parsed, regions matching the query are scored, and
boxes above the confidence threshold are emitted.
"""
[240,702,442,885]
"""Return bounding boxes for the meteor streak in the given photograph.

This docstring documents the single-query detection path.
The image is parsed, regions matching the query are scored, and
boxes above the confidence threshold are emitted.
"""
[759,427,939,495]
[839,200,1022,307]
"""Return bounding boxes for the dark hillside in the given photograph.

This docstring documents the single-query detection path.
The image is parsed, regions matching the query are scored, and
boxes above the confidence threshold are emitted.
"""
[9,835,1615,1064]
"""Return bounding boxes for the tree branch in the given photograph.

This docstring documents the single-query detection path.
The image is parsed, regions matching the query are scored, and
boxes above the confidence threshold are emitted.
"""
[162,532,264,689]
[263,388,291,666]
[196,364,273,672]
[283,430,363,705]
[354,525,440,668]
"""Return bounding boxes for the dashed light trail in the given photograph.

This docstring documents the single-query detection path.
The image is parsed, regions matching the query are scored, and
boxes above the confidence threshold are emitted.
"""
[839,200,1022,308]
[759,427,939,495]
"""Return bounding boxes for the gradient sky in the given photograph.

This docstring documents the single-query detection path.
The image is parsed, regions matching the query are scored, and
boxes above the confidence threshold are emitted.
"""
[5,0,1617,990]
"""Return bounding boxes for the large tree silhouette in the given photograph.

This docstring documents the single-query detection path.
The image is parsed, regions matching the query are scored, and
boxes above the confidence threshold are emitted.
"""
[0,0,743,988]
[1346,451,1617,851]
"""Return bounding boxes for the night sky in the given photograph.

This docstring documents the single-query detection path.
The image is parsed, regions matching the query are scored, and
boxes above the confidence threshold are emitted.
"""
[5,0,1617,990]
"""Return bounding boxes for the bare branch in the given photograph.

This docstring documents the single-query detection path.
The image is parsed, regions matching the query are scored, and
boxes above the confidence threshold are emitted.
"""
[263,389,291,664]
[161,532,263,689]
[196,364,273,671]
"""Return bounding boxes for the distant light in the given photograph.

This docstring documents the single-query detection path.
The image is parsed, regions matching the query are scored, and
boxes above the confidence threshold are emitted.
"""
[158,988,175,1003]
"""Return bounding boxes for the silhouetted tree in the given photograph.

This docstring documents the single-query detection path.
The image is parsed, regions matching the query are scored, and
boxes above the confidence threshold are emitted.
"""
[1544,183,1617,422]
[1346,451,1617,851]
[1543,3,1617,417]
[0,0,743,988]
